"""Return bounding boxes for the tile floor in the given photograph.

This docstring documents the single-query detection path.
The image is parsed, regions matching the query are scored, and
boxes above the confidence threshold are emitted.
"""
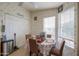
[9,45,75,56]
[63,45,75,56]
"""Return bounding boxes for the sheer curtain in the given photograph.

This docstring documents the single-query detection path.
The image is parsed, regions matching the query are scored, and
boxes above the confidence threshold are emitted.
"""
[58,7,75,48]
[43,16,55,40]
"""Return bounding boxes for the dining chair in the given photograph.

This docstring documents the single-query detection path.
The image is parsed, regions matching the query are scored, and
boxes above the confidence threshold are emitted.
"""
[40,32,45,41]
[49,40,65,56]
[36,35,44,43]
[29,38,43,56]
[46,34,51,38]
[25,34,31,40]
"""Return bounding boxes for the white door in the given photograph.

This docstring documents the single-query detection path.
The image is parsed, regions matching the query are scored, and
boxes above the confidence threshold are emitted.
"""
[5,14,29,47]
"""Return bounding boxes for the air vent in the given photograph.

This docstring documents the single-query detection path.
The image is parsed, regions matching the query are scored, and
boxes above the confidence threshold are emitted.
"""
[17,13,23,17]
[58,5,63,13]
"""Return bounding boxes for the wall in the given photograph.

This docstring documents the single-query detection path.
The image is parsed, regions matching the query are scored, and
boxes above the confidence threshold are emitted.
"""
[75,2,79,56]
[0,4,31,47]
[0,12,3,39]
[31,8,58,35]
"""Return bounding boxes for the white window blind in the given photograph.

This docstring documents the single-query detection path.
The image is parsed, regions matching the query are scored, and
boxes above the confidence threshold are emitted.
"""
[43,16,55,39]
[58,7,75,48]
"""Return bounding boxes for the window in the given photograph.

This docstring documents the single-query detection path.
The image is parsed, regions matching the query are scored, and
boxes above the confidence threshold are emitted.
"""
[43,16,55,39]
[58,7,75,48]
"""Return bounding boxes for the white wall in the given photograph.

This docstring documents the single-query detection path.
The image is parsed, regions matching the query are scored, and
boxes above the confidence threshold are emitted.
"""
[31,9,57,35]
[0,5,31,47]
[75,2,79,56]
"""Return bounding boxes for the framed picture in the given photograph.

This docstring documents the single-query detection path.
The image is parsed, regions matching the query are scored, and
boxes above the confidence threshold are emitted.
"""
[34,16,37,21]
[1,25,5,32]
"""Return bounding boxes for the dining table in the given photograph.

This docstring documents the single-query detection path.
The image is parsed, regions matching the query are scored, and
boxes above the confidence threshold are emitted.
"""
[37,39,56,56]
[31,35,56,56]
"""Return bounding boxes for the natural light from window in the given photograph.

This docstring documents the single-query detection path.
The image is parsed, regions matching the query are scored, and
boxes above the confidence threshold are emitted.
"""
[58,7,74,49]
[43,16,55,40]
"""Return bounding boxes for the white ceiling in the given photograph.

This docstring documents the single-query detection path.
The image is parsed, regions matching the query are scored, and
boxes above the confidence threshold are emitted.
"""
[22,2,64,11]
[0,2,64,11]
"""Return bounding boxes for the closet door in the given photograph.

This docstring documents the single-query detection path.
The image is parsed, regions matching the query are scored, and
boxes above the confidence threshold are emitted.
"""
[5,14,29,47]
[5,15,14,40]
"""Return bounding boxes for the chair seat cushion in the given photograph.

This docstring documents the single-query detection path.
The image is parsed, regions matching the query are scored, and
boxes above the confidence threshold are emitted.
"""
[50,48,60,56]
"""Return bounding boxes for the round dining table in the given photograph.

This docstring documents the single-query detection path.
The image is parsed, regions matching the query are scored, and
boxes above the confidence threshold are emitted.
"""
[37,39,55,56]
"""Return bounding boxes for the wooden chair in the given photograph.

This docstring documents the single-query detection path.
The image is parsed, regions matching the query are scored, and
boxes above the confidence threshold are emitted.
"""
[29,38,43,56]
[49,40,65,56]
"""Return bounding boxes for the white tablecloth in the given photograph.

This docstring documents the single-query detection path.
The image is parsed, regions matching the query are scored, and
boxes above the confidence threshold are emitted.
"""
[38,39,55,56]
